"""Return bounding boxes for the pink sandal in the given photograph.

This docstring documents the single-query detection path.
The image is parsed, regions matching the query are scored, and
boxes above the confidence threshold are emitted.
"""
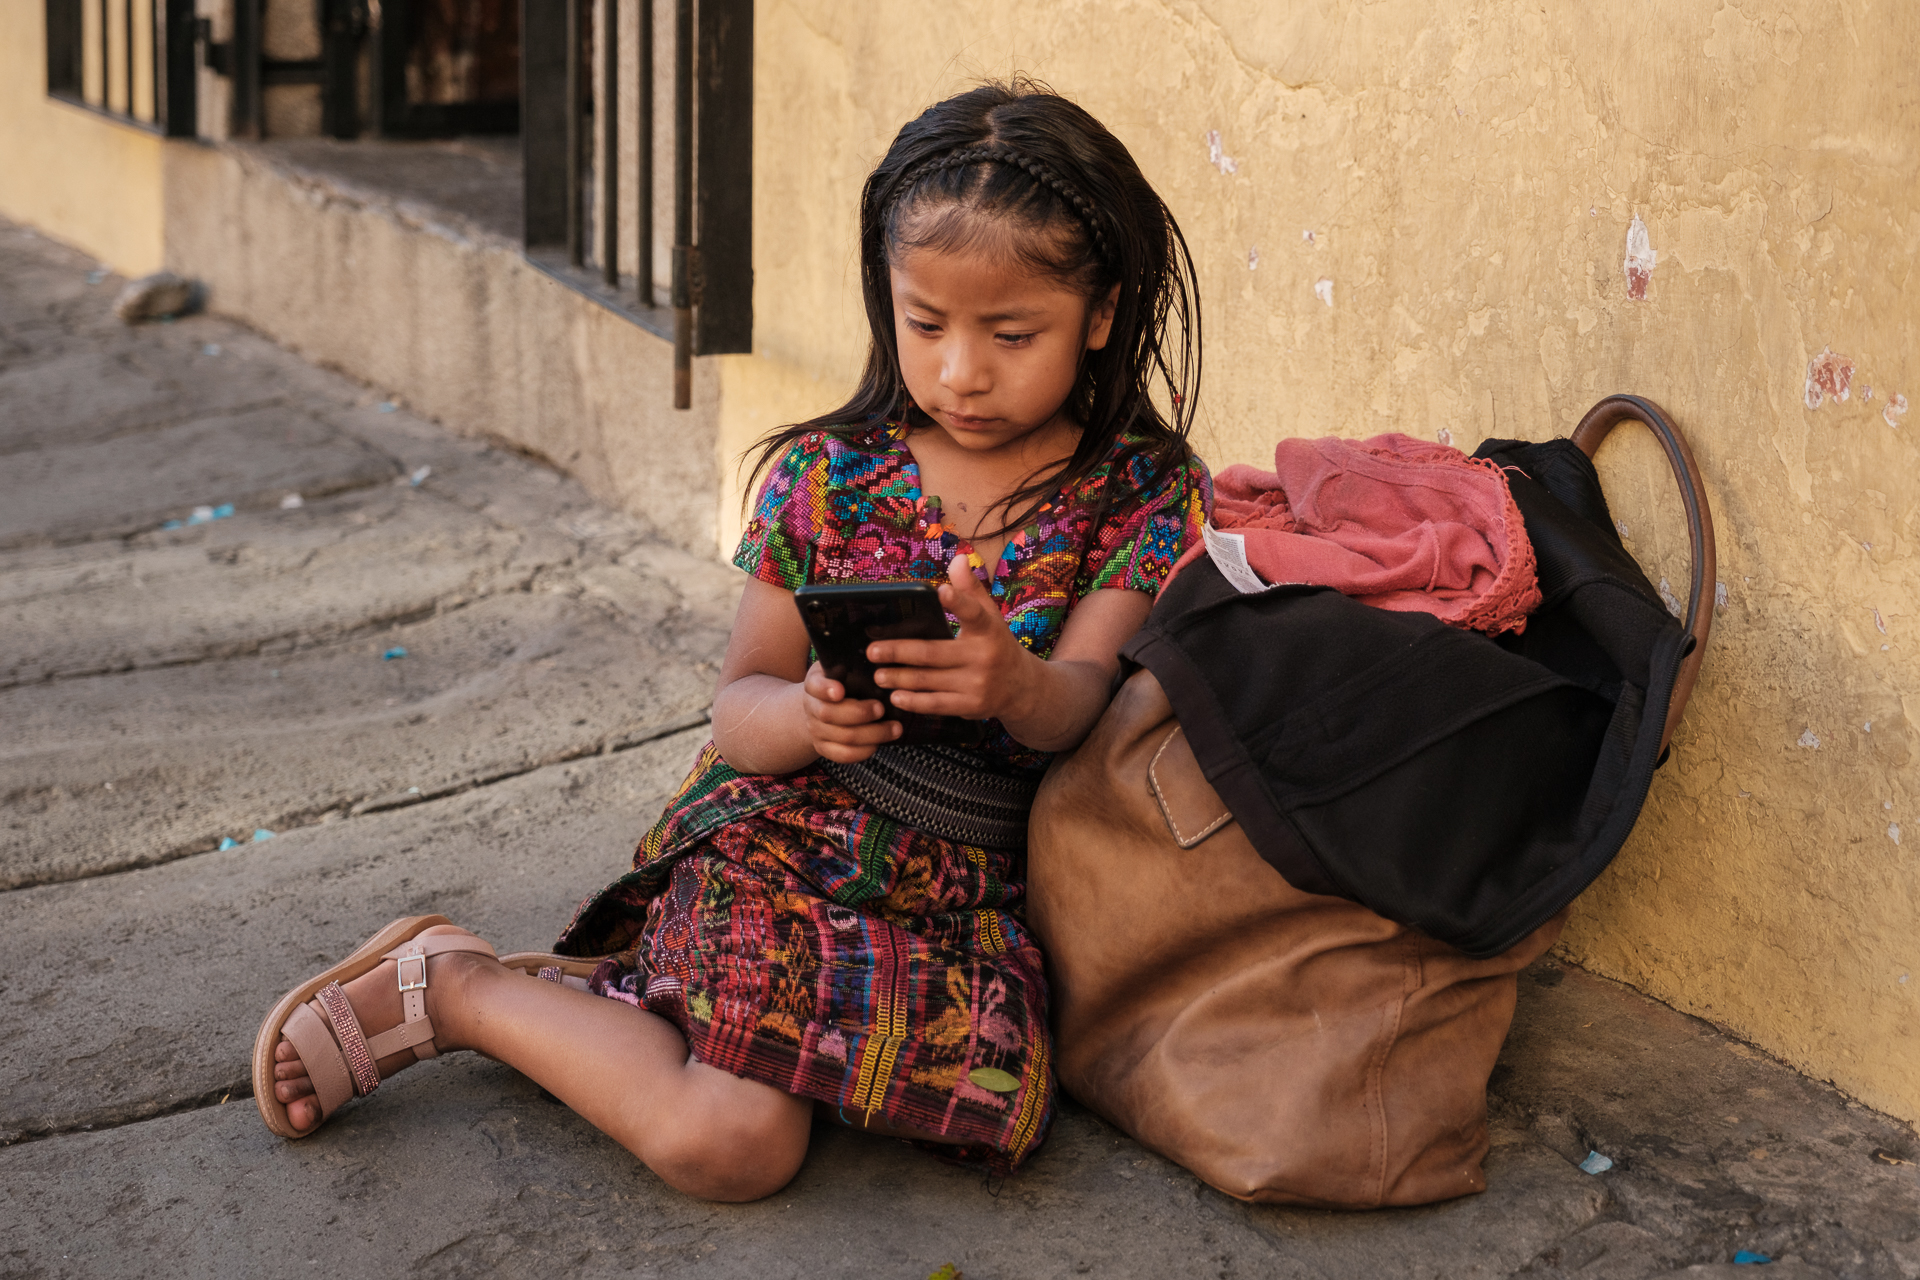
[251,915,498,1139]
[499,952,602,990]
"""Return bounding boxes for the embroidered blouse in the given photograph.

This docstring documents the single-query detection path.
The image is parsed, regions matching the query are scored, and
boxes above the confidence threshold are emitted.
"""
[734,414,1212,768]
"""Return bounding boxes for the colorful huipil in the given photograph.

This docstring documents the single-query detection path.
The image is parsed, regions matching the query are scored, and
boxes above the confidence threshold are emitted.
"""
[556,413,1211,1172]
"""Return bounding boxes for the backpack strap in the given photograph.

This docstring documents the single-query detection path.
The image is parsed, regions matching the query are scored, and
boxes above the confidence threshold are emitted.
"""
[1571,394,1716,755]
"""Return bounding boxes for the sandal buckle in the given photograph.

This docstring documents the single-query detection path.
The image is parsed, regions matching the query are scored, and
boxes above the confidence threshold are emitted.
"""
[396,953,428,991]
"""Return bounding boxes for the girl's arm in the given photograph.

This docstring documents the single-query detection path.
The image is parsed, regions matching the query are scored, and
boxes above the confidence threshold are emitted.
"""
[711,578,904,774]
[869,555,1151,754]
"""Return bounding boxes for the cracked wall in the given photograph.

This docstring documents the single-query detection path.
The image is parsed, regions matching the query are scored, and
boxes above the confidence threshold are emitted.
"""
[719,0,1920,1122]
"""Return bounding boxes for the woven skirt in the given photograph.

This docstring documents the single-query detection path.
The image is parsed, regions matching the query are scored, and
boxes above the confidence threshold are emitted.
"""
[556,746,1056,1173]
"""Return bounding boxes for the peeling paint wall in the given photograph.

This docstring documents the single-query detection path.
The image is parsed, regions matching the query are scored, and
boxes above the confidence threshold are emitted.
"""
[721,1,1920,1121]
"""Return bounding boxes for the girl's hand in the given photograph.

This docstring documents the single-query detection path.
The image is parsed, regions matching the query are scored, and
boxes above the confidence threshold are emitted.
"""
[801,661,903,763]
[867,555,1039,723]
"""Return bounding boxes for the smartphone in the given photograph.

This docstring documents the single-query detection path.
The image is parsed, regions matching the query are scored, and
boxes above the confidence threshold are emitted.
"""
[793,581,986,748]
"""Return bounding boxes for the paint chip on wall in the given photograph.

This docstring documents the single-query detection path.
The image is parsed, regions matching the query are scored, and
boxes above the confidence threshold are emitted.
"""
[1624,216,1657,300]
[1890,824,1902,846]
[1805,348,1855,409]
[1715,582,1729,610]
[1205,130,1239,175]
[1885,392,1909,429]
[1248,246,1260,270]
[1658,577,1682,617]
[1314,278,1335,307]
[1797,728,1821,749]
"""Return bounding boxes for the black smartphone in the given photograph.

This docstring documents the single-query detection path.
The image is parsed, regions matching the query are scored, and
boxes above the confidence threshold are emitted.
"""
[793,581,986,748]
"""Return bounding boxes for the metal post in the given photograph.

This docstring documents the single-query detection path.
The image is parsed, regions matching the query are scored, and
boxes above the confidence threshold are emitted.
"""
[671,0,692,409]
[161,0,198,135]
[320,0,364,138]
[520,0,572,249]
[123,0,134,115]
[98,0,109,107]
[636,0,652,306]
[46,0,84,99]
[565,0,583,266]
[692,0,750,354]
[231,0,261,136]
[601,0,618,287]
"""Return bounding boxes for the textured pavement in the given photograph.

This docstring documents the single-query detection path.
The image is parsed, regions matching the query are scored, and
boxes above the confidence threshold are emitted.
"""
[1,219,1915,1279]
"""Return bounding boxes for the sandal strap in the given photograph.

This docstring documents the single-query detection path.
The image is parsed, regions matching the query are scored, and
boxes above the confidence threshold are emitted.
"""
[281,1001,357,1120]
[379,934,499,1062]
[364,1016,436,1061]
[315,981,382,1097]
[382,933,499,959]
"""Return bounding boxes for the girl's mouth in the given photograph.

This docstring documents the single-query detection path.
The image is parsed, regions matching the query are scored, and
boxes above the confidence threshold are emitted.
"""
[944,411,997,427]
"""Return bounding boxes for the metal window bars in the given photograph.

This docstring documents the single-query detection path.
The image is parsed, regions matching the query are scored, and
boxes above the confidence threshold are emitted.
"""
[524,0,752,408]
[197,0,516,142]
[44,0,198,137]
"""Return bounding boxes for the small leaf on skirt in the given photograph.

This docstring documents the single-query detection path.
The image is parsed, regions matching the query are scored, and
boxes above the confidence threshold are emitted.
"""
[968,1067,1021,1093]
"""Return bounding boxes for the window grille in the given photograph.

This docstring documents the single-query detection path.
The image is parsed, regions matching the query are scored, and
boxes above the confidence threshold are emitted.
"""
[44,0,199,137]
[523,0,753,407]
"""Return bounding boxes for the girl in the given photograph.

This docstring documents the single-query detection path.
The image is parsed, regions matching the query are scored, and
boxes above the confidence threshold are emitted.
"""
[253,80,1211,1201]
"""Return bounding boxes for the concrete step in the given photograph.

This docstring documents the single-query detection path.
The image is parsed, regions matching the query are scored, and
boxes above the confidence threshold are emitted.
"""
[0,592,713,888]
[0,344,302,457]
[7,994,1886,1279]
[0,730,705,1144]
[0,1057,1606,1280]
[0,226,121,361]
[1,486,549,687]
[0,406,399,549]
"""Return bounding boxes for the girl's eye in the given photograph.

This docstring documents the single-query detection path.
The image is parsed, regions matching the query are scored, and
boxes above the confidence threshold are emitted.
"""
[904,317,940,336]
[997,332,1036,347]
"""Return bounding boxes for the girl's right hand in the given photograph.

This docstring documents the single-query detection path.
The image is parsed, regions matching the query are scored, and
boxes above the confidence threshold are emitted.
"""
[801,662,904,764]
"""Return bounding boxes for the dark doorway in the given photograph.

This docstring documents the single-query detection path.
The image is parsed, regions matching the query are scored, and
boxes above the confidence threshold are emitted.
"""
[375,0,521,137]
[208,0,519,139]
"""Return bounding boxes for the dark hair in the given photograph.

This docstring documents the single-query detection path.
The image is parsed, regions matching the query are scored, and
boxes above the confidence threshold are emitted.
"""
[745,78,1202,537]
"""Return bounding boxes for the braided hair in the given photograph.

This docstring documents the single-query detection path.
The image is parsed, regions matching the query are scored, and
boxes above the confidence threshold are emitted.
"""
[886,143,1120,268]
[748,78,1202,539]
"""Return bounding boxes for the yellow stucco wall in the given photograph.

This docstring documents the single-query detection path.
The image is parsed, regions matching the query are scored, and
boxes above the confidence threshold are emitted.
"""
[723,1,1920,1122]
[0,0,167,275]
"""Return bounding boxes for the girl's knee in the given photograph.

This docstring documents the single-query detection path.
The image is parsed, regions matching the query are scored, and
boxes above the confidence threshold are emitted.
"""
[643,1071,811,1202]
[648,1112,808,1202]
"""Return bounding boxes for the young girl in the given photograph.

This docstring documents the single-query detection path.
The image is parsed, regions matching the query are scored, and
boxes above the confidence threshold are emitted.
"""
[253,80,1211,1200]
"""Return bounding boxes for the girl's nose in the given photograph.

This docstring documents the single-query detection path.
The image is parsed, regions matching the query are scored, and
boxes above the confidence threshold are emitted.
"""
[940,339,992,396]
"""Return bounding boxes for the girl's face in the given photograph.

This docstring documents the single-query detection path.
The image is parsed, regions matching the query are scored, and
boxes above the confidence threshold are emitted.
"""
[889,242,1117,455]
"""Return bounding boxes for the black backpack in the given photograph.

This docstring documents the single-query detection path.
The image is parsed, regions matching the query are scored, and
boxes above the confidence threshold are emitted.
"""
[1121,397,1715,957]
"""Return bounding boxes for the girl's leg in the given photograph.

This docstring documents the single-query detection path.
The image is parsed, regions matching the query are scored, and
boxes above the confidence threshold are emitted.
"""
[271,926,812,1202]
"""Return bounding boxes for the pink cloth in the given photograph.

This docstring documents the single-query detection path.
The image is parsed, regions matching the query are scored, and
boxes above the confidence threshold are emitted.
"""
[1173,433,1541,635]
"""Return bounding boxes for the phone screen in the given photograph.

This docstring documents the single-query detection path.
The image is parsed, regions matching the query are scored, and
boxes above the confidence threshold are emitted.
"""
[793,582,986,747]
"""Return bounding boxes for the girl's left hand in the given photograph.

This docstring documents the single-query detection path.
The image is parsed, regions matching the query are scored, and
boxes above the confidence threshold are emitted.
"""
[866,554,1037,723]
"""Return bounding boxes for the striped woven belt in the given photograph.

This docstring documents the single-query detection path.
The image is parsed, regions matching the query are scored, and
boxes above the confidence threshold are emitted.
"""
[826,744,1042,850]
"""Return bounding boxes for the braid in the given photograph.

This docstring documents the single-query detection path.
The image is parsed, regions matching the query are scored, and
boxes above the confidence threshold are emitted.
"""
[886,143,1118,267]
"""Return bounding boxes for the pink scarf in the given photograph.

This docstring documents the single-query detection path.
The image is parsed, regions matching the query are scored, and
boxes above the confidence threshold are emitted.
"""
[1175,433,1541,636]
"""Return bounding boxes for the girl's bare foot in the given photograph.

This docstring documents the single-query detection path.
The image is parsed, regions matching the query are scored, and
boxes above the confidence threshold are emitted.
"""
[270,923,491,1133]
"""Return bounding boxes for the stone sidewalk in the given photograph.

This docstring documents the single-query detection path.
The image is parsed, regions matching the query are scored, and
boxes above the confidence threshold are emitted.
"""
[0,219,1914,1279]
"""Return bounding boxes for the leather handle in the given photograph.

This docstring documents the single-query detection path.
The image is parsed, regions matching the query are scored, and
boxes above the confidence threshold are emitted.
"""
[1570,394,1716,756]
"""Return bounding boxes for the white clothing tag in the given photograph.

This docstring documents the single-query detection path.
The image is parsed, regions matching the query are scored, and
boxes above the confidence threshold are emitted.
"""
[1202,524,1270,594]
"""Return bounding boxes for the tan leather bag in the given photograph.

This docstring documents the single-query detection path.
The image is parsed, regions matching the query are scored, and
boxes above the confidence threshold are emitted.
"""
[1028,671,1565,1209]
